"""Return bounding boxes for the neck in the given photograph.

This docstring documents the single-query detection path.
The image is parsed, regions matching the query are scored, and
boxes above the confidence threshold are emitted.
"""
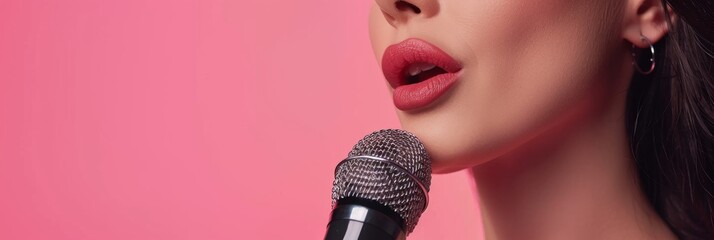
[469,94,676,240]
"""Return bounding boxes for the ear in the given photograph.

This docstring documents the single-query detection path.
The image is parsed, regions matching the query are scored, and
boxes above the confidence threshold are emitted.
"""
[623,0,677,48]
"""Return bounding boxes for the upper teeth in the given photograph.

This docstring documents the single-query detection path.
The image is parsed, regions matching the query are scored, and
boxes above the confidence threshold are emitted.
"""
[407,63,437,77]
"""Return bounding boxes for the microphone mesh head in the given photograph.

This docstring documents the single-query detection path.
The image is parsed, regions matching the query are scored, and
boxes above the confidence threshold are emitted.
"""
[331,129,431,234]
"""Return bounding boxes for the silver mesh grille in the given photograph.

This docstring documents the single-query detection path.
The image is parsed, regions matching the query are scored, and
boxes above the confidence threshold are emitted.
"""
[331,129,431,234]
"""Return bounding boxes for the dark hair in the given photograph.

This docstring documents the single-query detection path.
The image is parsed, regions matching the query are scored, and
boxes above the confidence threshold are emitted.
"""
[626,1,714,239]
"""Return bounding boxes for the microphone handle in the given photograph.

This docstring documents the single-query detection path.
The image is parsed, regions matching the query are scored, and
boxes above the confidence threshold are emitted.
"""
[325,200,406,240]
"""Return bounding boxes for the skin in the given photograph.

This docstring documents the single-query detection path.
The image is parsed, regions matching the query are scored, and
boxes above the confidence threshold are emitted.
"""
[369,0,678,239]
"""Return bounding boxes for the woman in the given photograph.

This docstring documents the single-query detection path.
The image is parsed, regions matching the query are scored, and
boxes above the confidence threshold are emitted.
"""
[368,0,713,239]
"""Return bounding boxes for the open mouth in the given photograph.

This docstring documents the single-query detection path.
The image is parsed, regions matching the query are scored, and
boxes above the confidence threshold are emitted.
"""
[381,38,462,111]
[382,38,461,89]
[403,63,448,85]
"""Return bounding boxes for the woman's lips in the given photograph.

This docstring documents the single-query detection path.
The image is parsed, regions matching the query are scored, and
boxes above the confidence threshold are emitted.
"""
[382,38,462,111]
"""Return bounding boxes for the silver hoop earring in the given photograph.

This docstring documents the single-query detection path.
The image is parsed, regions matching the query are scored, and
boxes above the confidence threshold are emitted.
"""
[632,34,656,75]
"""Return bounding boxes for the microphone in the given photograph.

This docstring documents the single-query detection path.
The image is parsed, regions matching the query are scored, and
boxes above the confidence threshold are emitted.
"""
[325,129,432,240]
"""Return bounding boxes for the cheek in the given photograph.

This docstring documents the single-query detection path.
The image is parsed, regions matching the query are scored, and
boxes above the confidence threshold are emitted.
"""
[477,1,622,138]
[399,1,623,173]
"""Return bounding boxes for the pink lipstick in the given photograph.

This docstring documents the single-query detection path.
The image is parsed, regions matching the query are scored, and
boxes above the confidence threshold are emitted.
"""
[382,38,462,111]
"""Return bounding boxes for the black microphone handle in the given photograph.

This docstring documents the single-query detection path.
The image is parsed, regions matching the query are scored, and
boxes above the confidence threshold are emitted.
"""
[325,198,406,240]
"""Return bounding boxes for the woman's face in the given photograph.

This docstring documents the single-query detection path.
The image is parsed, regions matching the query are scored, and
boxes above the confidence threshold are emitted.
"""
[369,0,631,173]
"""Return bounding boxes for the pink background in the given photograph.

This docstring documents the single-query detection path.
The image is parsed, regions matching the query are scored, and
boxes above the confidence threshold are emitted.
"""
[0,0,482,239]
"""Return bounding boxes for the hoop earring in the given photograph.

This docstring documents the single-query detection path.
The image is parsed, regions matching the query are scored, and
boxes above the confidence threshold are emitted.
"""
[632,34,656,75]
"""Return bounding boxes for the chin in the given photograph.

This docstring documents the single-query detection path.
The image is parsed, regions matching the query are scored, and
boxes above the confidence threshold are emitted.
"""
[412,130,497,175]
[431,161,470,174]
[400,118,518,175]
[428,147,493,174]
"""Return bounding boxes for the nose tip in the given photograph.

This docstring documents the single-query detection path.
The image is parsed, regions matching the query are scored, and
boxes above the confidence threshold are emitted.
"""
[375,0,439,25]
